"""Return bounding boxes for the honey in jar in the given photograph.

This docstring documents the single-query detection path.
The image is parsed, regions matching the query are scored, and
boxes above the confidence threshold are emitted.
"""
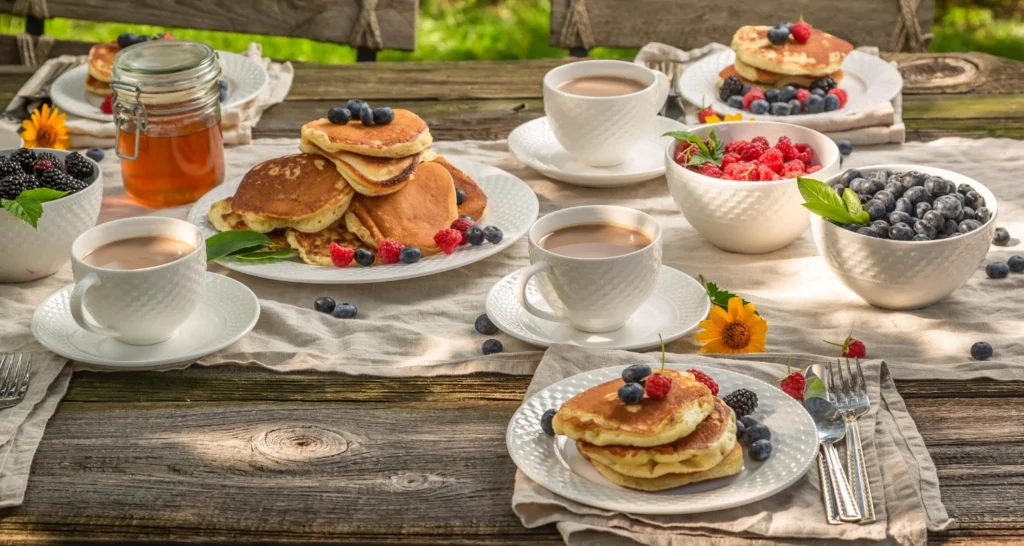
[112,40,224,208]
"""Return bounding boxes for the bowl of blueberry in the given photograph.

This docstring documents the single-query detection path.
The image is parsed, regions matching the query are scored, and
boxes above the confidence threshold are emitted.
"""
[808,165,997,309]
[0,148,103,283]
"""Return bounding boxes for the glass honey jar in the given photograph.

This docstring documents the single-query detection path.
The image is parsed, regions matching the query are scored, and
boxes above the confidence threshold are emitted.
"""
[112,40,225,208]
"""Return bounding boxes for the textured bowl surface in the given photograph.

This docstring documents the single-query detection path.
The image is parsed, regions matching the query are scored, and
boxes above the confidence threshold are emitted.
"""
[0,149,103,283]
[811,164,997,309]
[665,121,841,254]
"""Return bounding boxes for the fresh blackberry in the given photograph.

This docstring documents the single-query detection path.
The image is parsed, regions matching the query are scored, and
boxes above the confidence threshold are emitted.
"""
[35,151,59,166]
[719,75,744,102]
[10,148,36,174]
[64,152,94,182]
[39,170,82,193]
[0,157,20,178]
[811,76,837,91]
[723,388,758,418]
[0,172,36,200]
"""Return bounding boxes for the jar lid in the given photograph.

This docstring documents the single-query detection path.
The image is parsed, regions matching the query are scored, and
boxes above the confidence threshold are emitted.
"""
[111,40,221,111]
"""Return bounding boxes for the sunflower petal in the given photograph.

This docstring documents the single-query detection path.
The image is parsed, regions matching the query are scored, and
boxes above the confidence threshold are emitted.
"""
[700,339,731,354]
[727,297,743,320]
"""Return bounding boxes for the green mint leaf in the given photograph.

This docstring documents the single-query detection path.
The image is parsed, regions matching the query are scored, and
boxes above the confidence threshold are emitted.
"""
[662,131,696,140]
[804,376,827,400]
[707,130,725,163]
[231,248,297,262]
[802,202,857,225]
[854,211,871,225]
[206,230,273,262]
[699,274,758,316]
[797,177,845,211]
[842,188,863,216]
[662,131,709,156]
[17,188,68,203]
[2,198,43,228]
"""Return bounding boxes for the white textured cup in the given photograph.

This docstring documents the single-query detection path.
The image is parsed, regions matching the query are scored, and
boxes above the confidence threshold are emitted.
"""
[516,206,663,332]
[69,217,207,345]
[543,60,670,167]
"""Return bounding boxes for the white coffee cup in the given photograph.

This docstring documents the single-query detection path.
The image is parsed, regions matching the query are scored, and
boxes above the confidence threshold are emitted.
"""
[69,217,207,345]
[516,206,662,333]
[543,60,670,168]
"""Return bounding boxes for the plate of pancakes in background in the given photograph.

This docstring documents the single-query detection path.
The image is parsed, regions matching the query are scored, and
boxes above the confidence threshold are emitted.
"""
[680,25,903,120]
[51,42,268,122]
[507,365,818,514]
[188,108,539,284]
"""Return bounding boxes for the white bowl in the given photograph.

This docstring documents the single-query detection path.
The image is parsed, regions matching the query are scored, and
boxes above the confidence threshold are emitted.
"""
[665,121,841,254]
[811,164,997,310]
[0,149,103,283]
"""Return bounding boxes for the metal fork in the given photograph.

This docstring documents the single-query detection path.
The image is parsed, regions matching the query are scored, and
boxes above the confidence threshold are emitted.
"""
[643,60,685,120]
[826,358,875,523]
[0,354,32,409]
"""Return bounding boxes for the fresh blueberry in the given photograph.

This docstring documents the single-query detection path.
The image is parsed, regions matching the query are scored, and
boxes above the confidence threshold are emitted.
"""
[804,94,825,113]
[952,192,966,205]
[912,234,932,242]
[474,314,499,335]
[736,419,747,440]
[970,341,993,361]
[843,223,860,232]
[739,415,759,429]
[770,101,792,116]
[965,191,985,210]
[345,99,367,115]
[750,439,774,461]
[904,186,929,205]
[884,181,905,198]
[117,33,137,49]
[314,297,336,313]
[839,169,863,187]
[810,88,826,97]
[832,183,845,196]
[863,178,885,195]
[750,99,770,115]
[740,84,753,96]
[85,148,105,162]
[915,201,932,219]
[914,220,937,239]
[871,220,891,238]
[779,85,798,103]
[399,246,422,264]
[890,223,915,241]
[482,338,503,355]
[924,176,949,196]
[902,171,927,189]
[764,88,781,103]
[327,107,351,125]
[727,95,745,109]
[961,206,976,221]
[957,183,975,195]
[975,207,992,224]
[354,248,375,266]
[1008,255,1024,273]
[455,188,466,205]
[358,105,375,126]
[540,409,557,436]
[958,219,982,233]
[622,364,651,383]
[848,178,867,194]
[943,219,959,235]
[874,190,896,212]
[219,86,228,103]
[459,214,474,222]
[618,382,645,404]
[858,194,872,204]
[873,168,894,182]
[465,226,485,245]
[933,195,962,220]
[837,139,853,155]
[332,302,357,319]
[767,25,790,45]
[857,227,881,238]
[863,200,886,221]
[744,424,771,445]
[888,211,913,225]
[824,94,840,112]
[483,226,503,244]
[986,262,1010,279]
[787,98,802,114]
[922,210,946,231]
[895,197,913,215]
[372,106,395,125]
[993,227,1011,246]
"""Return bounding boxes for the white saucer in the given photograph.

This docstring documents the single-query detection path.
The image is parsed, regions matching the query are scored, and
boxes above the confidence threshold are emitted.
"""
[32,272,259,369]
[485,265,711,350]
[508,116,688,188]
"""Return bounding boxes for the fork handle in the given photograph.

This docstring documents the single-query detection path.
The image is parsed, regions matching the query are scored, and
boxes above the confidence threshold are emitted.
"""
[817,447,840,524]
[824,443,861,522]
[845,419,876,523]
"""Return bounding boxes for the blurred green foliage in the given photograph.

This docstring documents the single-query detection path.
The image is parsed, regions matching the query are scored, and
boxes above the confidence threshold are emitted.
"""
[0,0,1019,63]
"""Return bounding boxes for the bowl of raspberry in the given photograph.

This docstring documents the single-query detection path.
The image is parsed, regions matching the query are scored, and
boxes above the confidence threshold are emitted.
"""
[664,121,840,254]
[810,165,998,310]
[0,148,103,283]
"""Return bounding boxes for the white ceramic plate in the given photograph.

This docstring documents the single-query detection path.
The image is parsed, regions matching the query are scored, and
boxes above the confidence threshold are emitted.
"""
[51,51,269,122]
[679,50,903,121]
[486,265,710,350]
[187,157,539,284]
[509,116,688,188]
[507,365,819,514]
[32,272,259,369]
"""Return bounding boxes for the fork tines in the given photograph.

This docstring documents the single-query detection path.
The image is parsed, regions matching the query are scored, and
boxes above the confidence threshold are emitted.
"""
[0,353,32,404]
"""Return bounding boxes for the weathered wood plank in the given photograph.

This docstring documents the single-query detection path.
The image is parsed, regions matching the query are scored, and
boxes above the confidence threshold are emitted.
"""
[0,35,92,67]
[0,0,418,50]
[550,0,933,51]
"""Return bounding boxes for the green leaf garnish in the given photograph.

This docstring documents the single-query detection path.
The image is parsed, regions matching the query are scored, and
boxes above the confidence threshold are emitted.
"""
[206,230,274,261]
[802,202,858,226]
[1,188,68,229]
[231,248,297,262]
[698,274,758,316]
[798,177,870,227]
[18,188,68,203]
[842,188,863,216]
[663,129,725,167]
[804,376,827,400]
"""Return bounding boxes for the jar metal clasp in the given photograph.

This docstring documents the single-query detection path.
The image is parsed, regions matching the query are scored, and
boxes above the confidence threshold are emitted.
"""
[110,82,148,161]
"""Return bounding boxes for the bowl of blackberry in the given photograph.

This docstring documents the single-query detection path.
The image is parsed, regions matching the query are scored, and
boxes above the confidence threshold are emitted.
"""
[0,148,103,282]
[804,165,998,309]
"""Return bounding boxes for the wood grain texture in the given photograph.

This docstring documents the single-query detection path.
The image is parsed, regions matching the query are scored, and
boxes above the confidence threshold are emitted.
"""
[0,0,419,50]
[549,0,934,50]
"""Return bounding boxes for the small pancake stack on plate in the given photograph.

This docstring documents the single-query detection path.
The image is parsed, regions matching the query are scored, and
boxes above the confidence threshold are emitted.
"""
[719,25,853,88]
[86,41,118,97]
[553,369,742,492]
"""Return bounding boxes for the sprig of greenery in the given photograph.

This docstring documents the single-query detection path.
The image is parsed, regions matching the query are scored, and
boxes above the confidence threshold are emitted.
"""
[797,177,870,227]
[206,230,296,263]
[698,274,758,315]
[1,188,69,229]
[663,129,725,167]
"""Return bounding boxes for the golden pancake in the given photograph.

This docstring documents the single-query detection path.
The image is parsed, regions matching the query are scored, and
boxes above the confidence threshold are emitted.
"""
[587,443,744,492]
[719,61,844,89]
[732,25,852,78]
[576,399,736,478]
[85,74,112,97]
[206,198,288,246]
[87,42,118,83]
[433,155,488,222]
[285,220,376,266]
[344,161,458,254]
[229,154,355,234]
[552,369,716,448]
[298,140,427,197]
[301,109,433,158]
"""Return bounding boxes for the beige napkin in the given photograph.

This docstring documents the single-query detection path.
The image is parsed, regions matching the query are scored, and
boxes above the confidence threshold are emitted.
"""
[0,43,293,149]
[512,345,950,545]
[634,42,905,145]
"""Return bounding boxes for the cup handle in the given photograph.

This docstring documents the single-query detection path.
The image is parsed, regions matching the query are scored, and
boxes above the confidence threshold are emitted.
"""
[515,262,568,324]
[653,70,670,113]
[69,273,120,338]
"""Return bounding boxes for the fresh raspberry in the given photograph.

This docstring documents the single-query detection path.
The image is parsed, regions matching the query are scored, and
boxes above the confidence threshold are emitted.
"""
[758,148,784,173]
[100,95,113,115]
[698,106,717,124]
[775,136,799,161]
[32,159,55,176]
[433,229,462,255]
[781,159,806,178]
[377,239,405,264]
[790,20,812,44]
[674,142,700,165]
[826,334,867,359]
[720,152,741,169]
[795,88,811,106]
[741,88,765,110]
[757,165,779,181]
[687,369,719,395]
[328,243,355,267]
[644,373,672,400]
[740,142,766,162]
[450,217,474,234]
[806,165,822,174]
[699,163,724,178]
[795,147,814,165]
[828,88,848,108]
[725,161,759,181]
[725,140,750,155]
[779,371,806,401]
[751,136,770,149]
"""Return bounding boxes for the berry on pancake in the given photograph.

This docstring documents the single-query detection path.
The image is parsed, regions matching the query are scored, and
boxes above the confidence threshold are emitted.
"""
[790,19,812,44]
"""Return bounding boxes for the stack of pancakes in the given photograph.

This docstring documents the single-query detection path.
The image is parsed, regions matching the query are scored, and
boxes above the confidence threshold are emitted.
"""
[553,369,741,492]
[86,41,119,97]
[208,109,488,266]
[719,25,853,88]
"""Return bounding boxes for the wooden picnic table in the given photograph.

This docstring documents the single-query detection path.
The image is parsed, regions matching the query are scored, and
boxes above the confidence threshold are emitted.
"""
[1,53,1023,544]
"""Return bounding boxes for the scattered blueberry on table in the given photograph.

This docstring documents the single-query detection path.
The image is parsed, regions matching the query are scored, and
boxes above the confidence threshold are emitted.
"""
[482,338,503,355]
[332,302,358,319]
[986,262,1010,279]
[993,227,1011,246]
[474,314,498,335]
[1008,255,1024,273]
[86,148,105,162]
[971,341,993,361]
[314,297,336,314]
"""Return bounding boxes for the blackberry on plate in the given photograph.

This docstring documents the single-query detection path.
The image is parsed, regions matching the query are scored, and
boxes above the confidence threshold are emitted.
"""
[39,170,82,193]
[723,388,758,418]
[10,148,36,174]
[64,152,94,181]
[0,157,20,178]
[811,76,837,91]
[0,172,36,200]
[719,75,744,102]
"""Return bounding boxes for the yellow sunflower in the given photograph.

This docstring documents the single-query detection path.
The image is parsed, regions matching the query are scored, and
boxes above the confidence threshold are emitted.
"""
[702,113,752,124]
[695,297,768,354]
[22,104,70,150]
